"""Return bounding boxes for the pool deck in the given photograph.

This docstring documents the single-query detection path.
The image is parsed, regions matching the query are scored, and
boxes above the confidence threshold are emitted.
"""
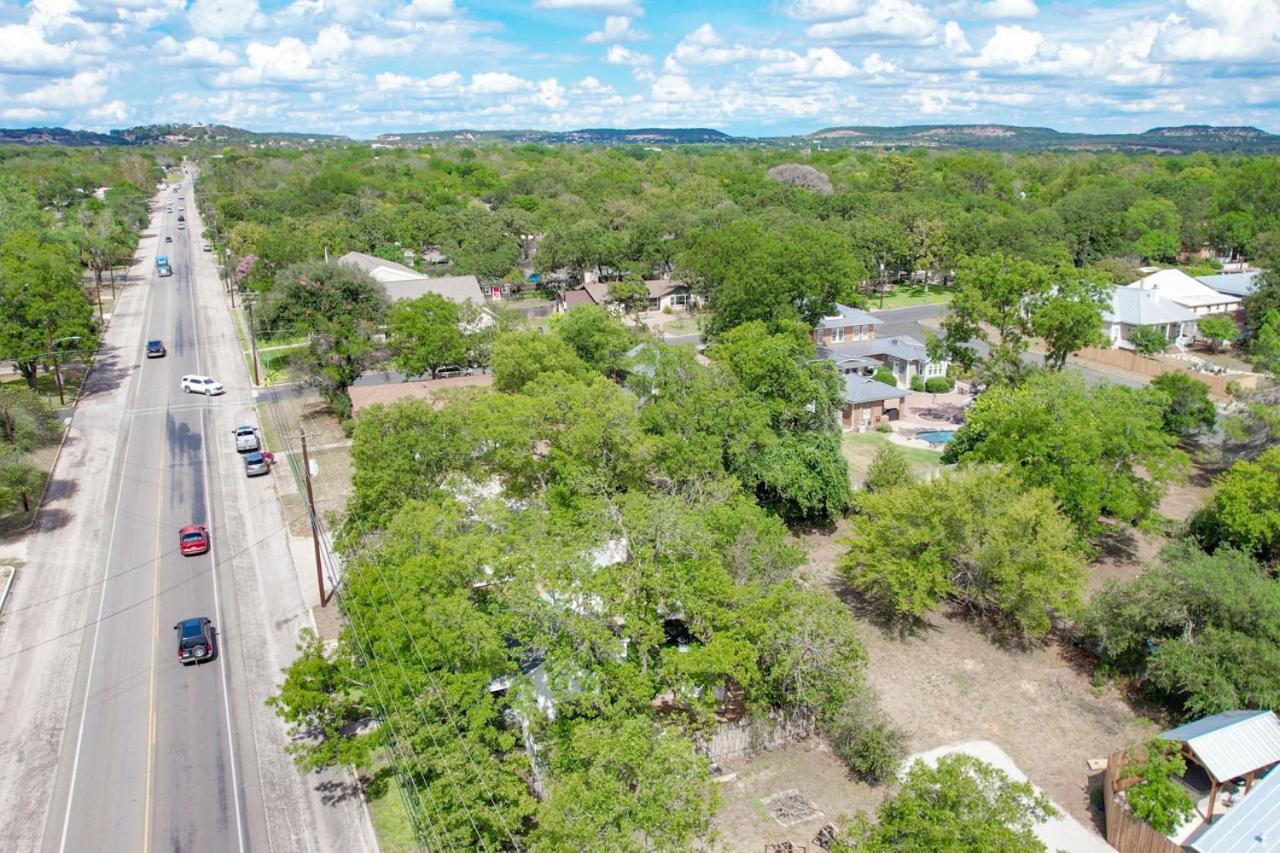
[885,384,972,451]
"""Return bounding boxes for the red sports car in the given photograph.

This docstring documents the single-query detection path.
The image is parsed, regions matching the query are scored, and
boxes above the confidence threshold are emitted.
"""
[179,524,209,556]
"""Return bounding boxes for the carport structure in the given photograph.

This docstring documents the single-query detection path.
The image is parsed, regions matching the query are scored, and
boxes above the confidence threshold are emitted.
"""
[1162,710,1280,822]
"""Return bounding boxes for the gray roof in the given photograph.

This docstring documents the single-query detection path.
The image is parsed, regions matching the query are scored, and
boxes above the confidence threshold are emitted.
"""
[1103,286,1198,327]
[1195,271,1262,298]
[338,251,485,305]
[814,303,883,331]
[819,333,934,365]
[1188,765,1280,853]
[1163,710,1280,783]
[843,375,908,405]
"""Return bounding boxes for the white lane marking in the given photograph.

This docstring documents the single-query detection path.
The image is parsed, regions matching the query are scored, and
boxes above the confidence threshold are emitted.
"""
[188,185,249,853]
[57,198,166,853]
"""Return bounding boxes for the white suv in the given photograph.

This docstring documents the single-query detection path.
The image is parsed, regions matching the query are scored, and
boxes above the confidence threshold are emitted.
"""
[181,375,224,396]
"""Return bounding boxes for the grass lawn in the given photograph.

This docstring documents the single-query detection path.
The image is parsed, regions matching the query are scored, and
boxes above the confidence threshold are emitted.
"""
[0,366,87,404]
[841,431,946,486]
[257,344,309,384]
[872,286,954,311]
[368,778,419,853]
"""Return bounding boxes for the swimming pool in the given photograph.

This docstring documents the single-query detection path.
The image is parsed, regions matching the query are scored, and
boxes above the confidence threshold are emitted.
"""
[917,430,957,445]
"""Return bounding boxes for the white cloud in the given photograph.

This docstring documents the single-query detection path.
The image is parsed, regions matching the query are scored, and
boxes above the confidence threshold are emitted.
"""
[944,20,972,53]
[187,0,270,38]
[785,0,864,21]
[862,52,899,75]
[535,78,567,109]
[89,99,129,122]
[396,0,457,21]
[906,85,1035,114]
[0,23,75,72]
[651,74,696,101]
[584,16,647,43]
[215,37,341,86]
[806,0,938,43]
[974,24,1043,66]
[968,0,1038,19]
[666,24,790,71]
[375,72,413,92]
[758,47,857,79]
[1153,3,1280,63]
[533,0,641,13]
[158,35,239,67]
[19,70,110,108]
[1,107,52,121]
[468,71,532,94]
[605,45,653,66]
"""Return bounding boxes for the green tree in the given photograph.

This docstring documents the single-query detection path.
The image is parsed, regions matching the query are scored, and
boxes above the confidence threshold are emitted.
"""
[944,372,1186,533]
[863,444,912,492]
[1119,740,1195,834]
[1030,273,1109,369]
[1249,310,1280,375]
[0,229,98,389]
[1085,543,1280,716]
[1196,314,1239,352]
[0,453,44,514]
[385,293,466,378]
[1149,372,1217,438]
[1128,324,1171,355]
[0,386,62,450]
[261,260,386,337]
[1126,198,1182,263]
[749,430,853,525]
[1190,447,1280,564]
[549,305,634,375]
[607,273,650,318]
[841,467,1085,638]
[532,718,718,853]
[490,330,589,393]
[939,253,1053,385]
[843,754,1057,853]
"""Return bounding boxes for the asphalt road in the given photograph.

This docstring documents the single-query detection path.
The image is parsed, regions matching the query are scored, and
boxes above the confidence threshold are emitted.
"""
[44,177,257,853]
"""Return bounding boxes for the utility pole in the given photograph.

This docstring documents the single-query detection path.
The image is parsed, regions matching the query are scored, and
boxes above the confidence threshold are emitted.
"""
[301,433,326,607]
[94,280,105,323]
[246,298,260,386]
[46,327,65,406]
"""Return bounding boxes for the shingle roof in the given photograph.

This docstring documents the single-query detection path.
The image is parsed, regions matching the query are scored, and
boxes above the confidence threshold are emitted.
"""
[1163,710,1280,783]
[338,251,485,304]
[645,279,689,299]
[814,303,884,331]
[820,334,933,364]
[563,288,600,308]
[843,375,908,405]
[1127,268,1243,310]
[1195,271,1262,298]
[1104,286,1199,326]
[1188,765,1280,853]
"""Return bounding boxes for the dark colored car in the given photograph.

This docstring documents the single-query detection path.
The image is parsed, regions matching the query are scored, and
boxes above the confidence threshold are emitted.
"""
[243,451,271,477]
[174,617,216,665]
[165,235,173,242]
[178,524,209,556]
[146,339,166,358]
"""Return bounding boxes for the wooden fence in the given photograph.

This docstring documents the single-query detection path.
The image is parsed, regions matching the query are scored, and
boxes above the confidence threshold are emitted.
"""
[1103,750,1184,853]
[1074,347,1260,397]
[696,711,816,762]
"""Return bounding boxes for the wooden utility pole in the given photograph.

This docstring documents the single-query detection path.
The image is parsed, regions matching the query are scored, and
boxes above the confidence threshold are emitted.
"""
[246,299,260,386]
[46,327,65,406]
[301,433,326,606]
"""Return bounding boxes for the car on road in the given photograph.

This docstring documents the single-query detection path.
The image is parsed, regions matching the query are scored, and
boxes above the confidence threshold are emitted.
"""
[145,339,166,358]
[232,425,260,452]
[434,365,468,378]
[181,375,224,396]
[165,235,172,242]
[243,451,272,477]
[178,222,185,230]
[178,524,209,556]
[202,243,211,252]
[174,617,216,665]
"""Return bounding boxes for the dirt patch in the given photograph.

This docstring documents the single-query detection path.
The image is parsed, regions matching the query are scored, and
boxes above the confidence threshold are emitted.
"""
[711,739,879,851]
[1087,523,1167,595]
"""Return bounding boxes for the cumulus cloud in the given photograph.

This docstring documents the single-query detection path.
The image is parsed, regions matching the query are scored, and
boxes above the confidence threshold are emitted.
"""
[666,24,790,72]
[974,24,1043,66]
[158,35,239,67]
[805,0,938,43]
[468,71,533,94]
[967,0,1038,19]
[19,70,110,108]
[1153,1,1280,63]
[651,74,697,101]
[584,16,647,43]
[0,22,75,73]
[396,0,458,21]
[215,37,340,86]
[533,0,641,13]
[187,0,271,38]
[862,52,900,75]
[89,99,129,122]
[944,20,972,52]
[605,45,653,66]
[758,48,857,79]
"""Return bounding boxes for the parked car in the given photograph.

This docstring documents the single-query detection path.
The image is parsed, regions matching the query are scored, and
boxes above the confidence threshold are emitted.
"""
[434,365,467,379]
[174,617,216,665]
[181,375,224,395]
[165,235,172,243]
[202,243,212,252]
[178,524,209,556]
[232,425,259,452]
[177,214,184,222]
[145,339,166,358]
[243,451,272,477]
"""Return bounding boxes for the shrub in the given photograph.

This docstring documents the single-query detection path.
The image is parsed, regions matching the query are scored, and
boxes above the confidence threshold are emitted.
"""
[1128,325,1171,355]
[873,368,897,387]
[824,701,906,784]
[910,375,925,392]
[662,305,673,314]
[1149,372,1216,438]
[864,444,912,492]
[924,376,955,393]
[1120,739,1195,834]
[875,422,892,433]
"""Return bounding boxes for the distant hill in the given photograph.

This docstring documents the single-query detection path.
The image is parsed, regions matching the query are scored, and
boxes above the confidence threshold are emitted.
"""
[804,124,1280,154]
[2,121,1277,154]
[375,127,738,146]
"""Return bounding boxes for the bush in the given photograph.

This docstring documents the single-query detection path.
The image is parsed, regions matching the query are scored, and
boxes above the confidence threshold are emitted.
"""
[873,368,897,387]
[924,376,954,393]
[875,422,892,433]
[864,444,911,492]
[1120,739,1195,834]
[662,305,673,314]
[826,714,905,783]
[910,375,925,392]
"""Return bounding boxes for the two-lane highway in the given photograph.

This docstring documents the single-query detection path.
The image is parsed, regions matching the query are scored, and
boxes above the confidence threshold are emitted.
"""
[46,177,253,853]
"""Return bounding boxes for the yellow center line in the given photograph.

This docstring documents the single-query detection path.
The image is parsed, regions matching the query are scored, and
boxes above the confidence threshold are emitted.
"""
[142,427,165,853]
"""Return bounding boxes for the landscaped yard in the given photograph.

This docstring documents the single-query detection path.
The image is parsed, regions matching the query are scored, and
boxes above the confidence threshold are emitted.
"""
[841,431,945,486]
[367,778,419,853]
[872,286,953,311]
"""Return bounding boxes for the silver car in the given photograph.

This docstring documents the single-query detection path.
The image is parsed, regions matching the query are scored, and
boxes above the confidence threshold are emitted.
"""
[243,451,271,477]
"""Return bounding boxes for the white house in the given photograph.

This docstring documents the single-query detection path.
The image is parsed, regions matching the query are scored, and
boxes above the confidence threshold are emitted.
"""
[1126,268,1242,317]
[814,304,949,386]
[338,251,493,328]
[1103,286,1198,350]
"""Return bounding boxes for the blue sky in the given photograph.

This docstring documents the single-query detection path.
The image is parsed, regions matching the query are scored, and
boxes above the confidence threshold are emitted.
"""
[0,0,1277,136]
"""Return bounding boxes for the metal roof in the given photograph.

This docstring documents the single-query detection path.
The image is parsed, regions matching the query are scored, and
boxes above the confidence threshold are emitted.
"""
[1163,710,1280,783]
[1189,765,1280,853]
[1104,286,1198,327]
[1195,271,1262,298]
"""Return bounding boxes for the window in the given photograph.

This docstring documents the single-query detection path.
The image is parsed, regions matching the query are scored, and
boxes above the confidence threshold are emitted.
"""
[832,327,845,343]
